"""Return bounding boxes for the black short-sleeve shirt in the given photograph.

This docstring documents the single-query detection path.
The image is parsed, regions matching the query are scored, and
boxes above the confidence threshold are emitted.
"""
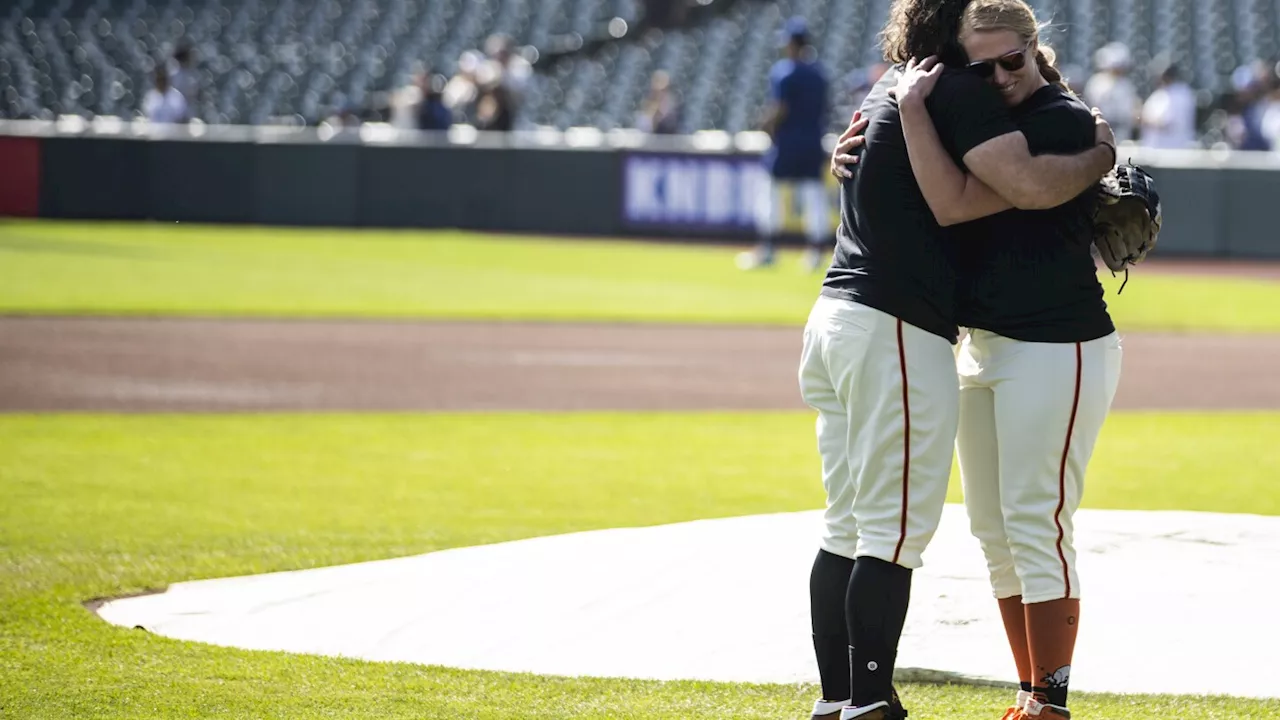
[822,67,1017,343]
[952,85,1115,343]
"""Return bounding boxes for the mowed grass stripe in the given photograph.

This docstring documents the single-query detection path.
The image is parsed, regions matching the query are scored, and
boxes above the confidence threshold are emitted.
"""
[1,412,1278,719]
[2,221,1280,332]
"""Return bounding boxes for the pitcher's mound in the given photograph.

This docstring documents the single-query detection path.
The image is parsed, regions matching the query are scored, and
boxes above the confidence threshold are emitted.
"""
[94,506,1280,699]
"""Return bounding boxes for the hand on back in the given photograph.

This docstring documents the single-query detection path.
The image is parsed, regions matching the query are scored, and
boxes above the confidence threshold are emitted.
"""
[891,56,944,108]
[831,57,945,180]
[831,111,869,179]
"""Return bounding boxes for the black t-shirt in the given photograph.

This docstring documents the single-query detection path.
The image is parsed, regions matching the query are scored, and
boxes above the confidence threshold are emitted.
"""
[822,67,1017,343]
[952,85,1115,343]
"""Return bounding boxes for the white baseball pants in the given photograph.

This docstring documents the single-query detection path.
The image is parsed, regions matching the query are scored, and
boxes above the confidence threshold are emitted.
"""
[756,176,829,244]
[956,330,1123,603]
[798,295,959,569]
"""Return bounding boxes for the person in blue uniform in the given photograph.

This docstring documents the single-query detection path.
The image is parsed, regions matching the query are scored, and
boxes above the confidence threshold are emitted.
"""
[737,17,832,272]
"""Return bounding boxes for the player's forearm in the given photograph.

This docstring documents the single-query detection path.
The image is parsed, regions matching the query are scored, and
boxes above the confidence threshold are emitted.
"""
[1019,145,1115,209]
[899,101,969,219]
[900,100,1009,226]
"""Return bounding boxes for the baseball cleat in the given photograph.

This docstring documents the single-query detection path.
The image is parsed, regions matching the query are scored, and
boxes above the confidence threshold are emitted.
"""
[1019,697,1071,719]
[812,698,850,719]
[839,700,907,720]
[1000,690,1033,719]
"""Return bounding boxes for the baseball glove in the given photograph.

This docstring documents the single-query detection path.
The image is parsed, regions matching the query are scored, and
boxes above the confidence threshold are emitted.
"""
[1093,163,1162,292]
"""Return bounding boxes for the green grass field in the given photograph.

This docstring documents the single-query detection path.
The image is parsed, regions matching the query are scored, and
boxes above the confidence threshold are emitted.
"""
[3,220,1280,719]
[2,220,1280,332]
[3,413,1279,719]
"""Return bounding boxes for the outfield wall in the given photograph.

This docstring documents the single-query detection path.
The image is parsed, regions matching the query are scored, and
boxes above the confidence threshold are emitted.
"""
[4,120,1280,258]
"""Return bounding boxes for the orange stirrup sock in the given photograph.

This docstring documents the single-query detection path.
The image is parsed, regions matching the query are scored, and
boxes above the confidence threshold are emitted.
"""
[1026,598,1080,709]
[998,595,1033,689]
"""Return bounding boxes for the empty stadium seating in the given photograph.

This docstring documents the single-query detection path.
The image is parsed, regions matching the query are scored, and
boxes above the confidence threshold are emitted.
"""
[4,0,1280,134]
[0,0,643,124]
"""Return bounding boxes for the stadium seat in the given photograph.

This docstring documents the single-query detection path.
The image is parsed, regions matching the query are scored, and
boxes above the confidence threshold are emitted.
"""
[1,0,1271,136]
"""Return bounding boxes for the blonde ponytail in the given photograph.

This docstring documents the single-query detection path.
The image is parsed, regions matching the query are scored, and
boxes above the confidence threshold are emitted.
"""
[1035,44,1069,91]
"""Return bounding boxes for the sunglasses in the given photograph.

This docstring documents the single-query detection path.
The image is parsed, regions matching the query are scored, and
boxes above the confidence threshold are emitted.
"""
[966,44,1030,78]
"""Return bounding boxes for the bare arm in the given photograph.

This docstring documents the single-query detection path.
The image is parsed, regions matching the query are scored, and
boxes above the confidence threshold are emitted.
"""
[892,58,1116,221]
[890,57,1013,225]
[963,129,1116,211]
[899,99,1013,226]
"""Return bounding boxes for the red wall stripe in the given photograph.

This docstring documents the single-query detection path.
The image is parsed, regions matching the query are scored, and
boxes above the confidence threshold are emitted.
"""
[0,137,41,217]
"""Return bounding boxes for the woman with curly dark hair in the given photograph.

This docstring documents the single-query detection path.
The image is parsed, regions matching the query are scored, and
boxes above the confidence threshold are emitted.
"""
[879,0,971,67]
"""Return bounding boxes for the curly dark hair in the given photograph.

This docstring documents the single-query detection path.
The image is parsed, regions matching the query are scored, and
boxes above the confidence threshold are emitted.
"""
[880,0,973,67]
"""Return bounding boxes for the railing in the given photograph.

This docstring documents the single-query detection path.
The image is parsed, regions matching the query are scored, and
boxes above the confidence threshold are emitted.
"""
[3,117,1280,257]
[0,117,774,153]
[4,117,1280,169]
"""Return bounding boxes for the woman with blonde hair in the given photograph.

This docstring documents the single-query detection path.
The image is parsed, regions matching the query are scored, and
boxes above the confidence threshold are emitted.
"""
[886,1,1124,718]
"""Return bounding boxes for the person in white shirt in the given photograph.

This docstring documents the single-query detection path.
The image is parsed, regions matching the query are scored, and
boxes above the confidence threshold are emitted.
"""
[1084,42,1139,143]
[443,50,482,122]
[635,70,680,134]
[484,34,532,122]
[143,66,190,124]
[1140,60,1198,149]
[1259,85,1280,151]
[389,73,424,130]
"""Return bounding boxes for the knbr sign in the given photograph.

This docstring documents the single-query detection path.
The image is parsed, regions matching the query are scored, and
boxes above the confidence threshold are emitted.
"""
[621,152,841,237]
[623,154,761,230]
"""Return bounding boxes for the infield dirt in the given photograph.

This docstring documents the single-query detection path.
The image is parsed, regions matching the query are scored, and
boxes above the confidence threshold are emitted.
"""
[1,317,1277,412]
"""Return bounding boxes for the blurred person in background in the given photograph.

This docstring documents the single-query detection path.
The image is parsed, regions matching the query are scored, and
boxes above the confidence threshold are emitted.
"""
[1260,64,1280,151]
[1140,56,1197,149]
[635,69,680,134]
[389,66,425,130]
[444,50,483,124]
[168,43,199,107]
[322,100,364,142]
[738,16,831,272]
[417,72,453,131]
[1084,42,1138,143]
[143,64,190,124]
[473,61,514,132]
[484,33,533,123]
[1224,61,1272,150]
